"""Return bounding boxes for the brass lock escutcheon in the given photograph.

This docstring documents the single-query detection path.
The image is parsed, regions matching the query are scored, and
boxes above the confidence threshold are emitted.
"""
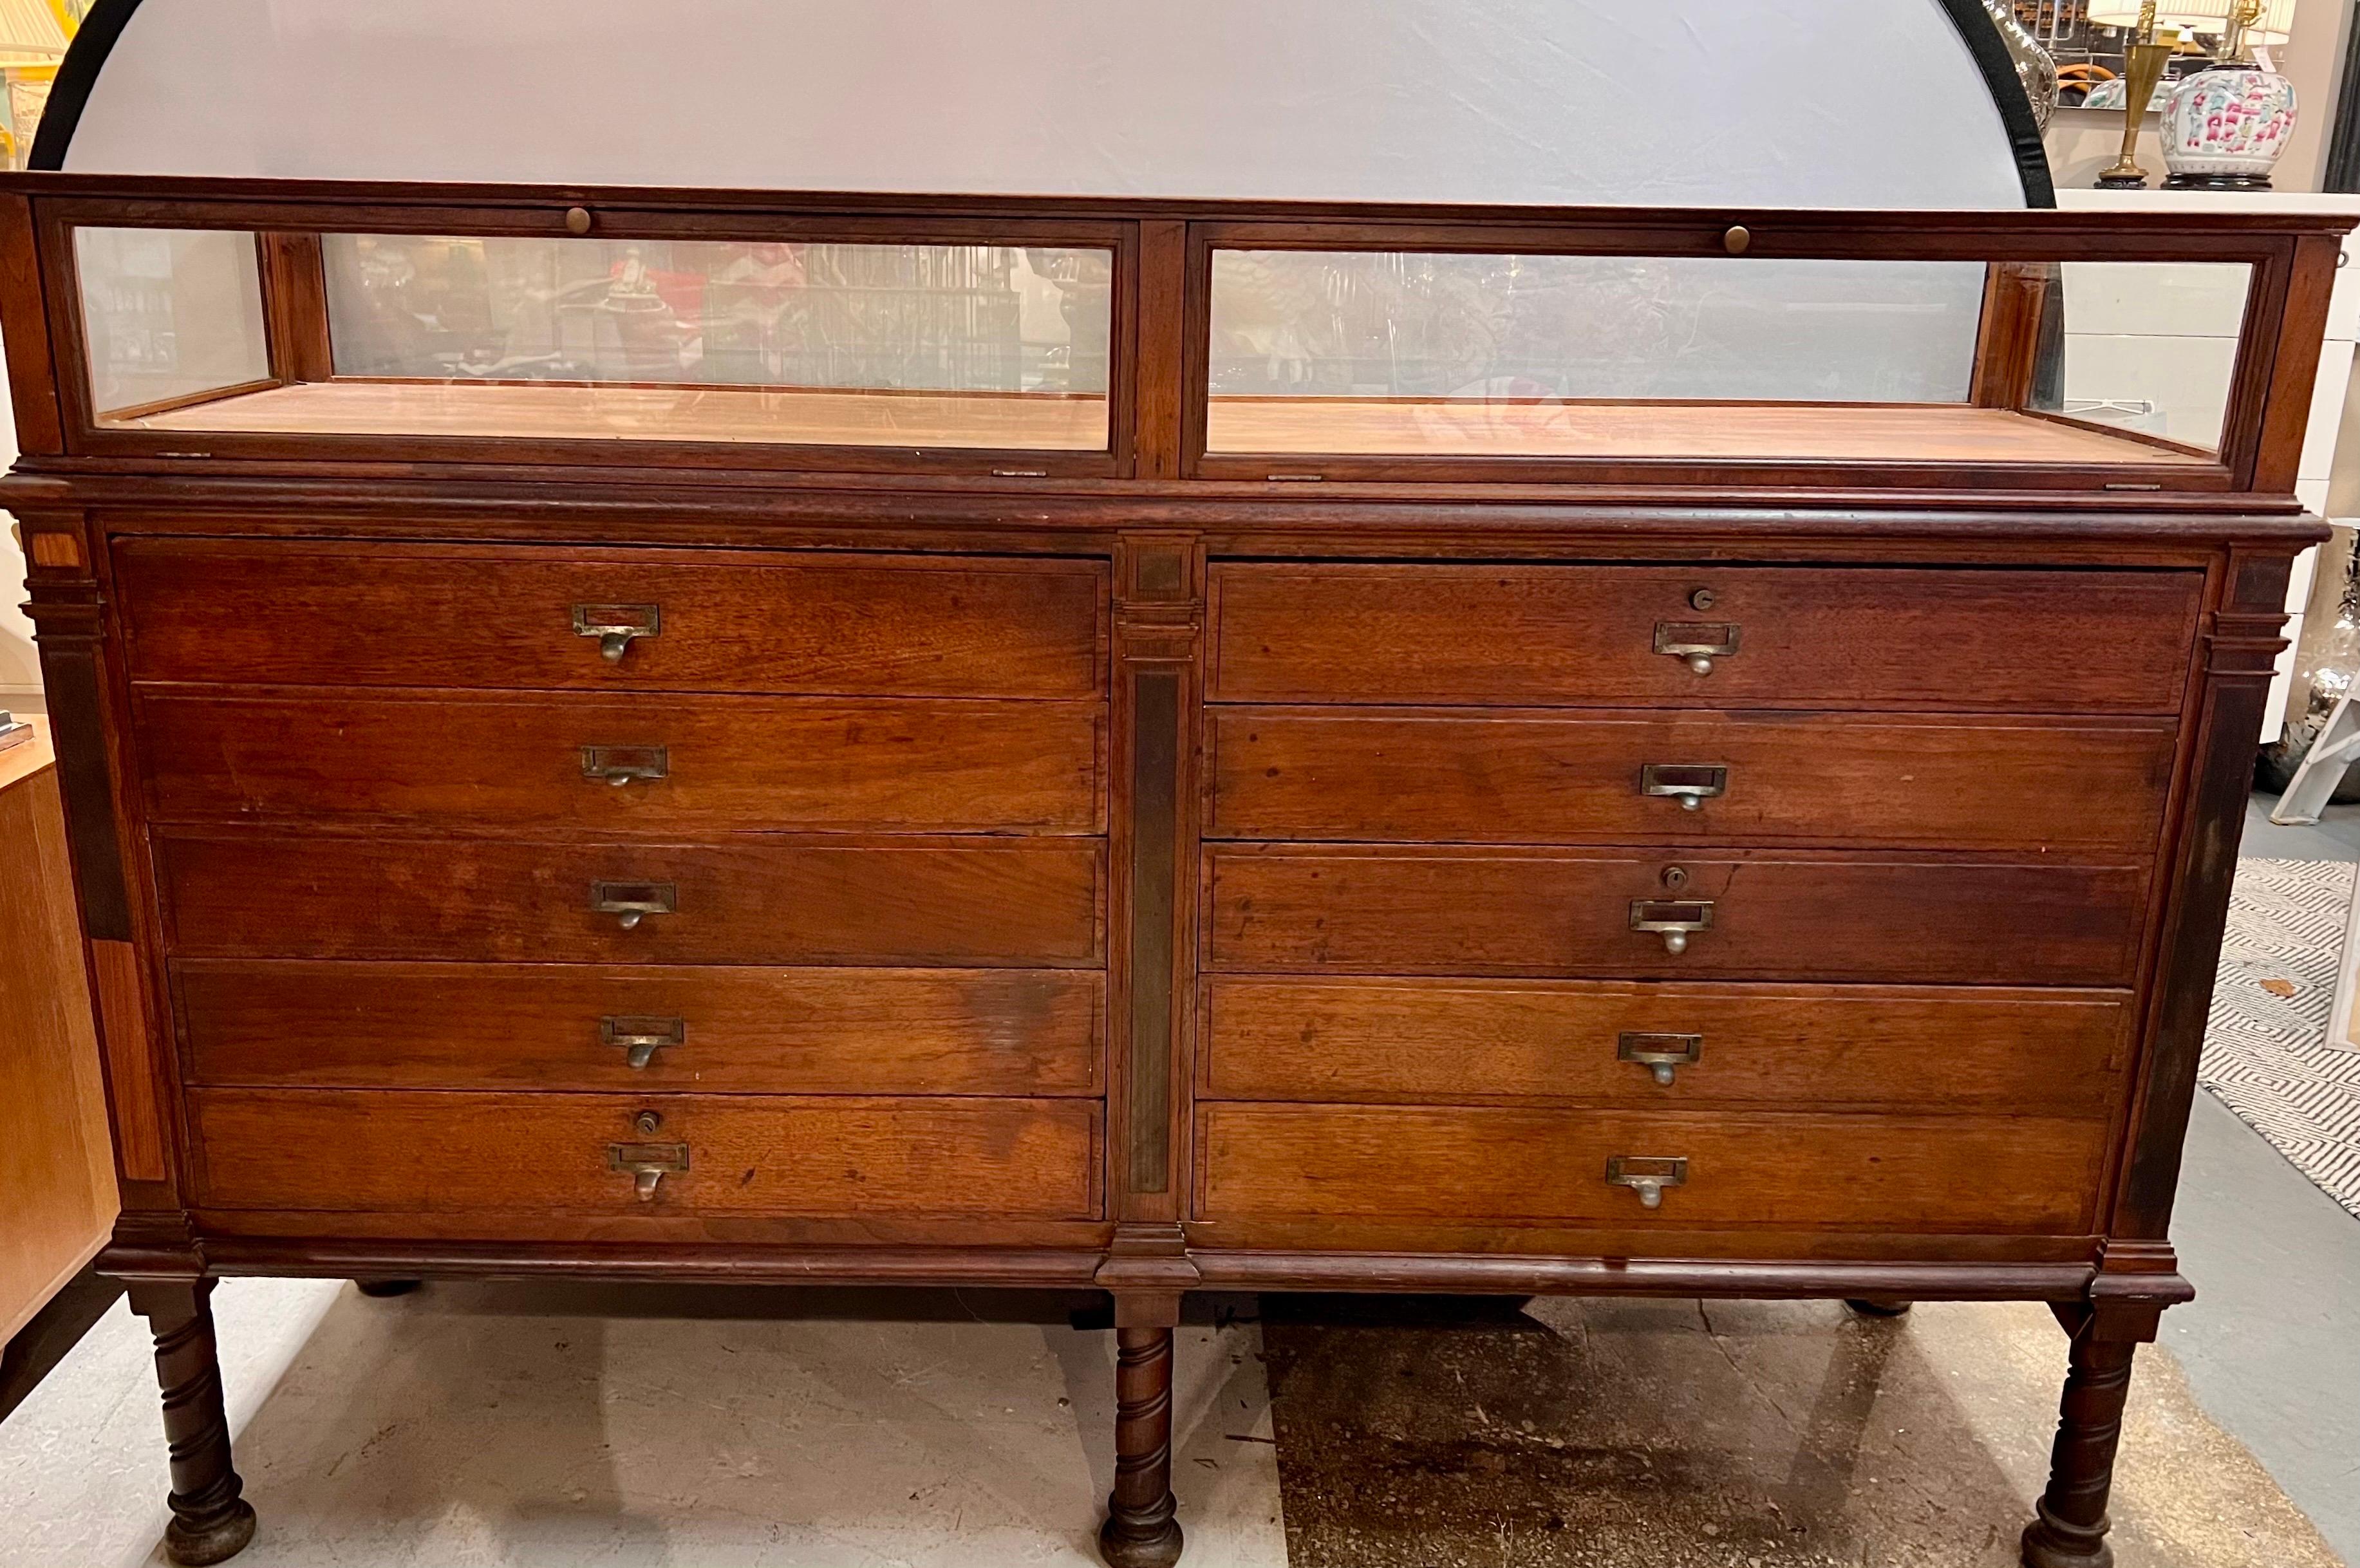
[1653,621,1741,677]
[602,1014,685,1070]
[608,1139,689,1202]
[1618,1032,1703,1087]
[1607,1155,1689,1209]
[1630,899,1714,955]
[582,745,669,788]
[592,881,676,930]
[574,603,661,663]
[1639,763,1729,812]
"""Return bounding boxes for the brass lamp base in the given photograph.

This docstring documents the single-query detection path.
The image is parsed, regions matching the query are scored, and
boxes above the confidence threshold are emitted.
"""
[2095,165,2151,189]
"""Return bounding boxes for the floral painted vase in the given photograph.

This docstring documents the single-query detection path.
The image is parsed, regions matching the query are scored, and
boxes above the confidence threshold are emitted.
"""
[2162,66,2298,189]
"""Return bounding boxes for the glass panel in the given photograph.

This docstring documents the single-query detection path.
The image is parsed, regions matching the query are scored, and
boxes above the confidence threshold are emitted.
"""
[2034,261,2252,458]
[292,234,1107,450]
[76,227,270,420]
[1205,249,2251,467]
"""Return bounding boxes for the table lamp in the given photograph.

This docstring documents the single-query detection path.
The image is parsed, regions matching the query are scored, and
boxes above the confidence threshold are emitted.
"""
[2084,2,2186,187]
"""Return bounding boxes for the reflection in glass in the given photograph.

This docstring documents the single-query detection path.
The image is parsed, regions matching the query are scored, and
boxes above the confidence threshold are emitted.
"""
[2035,261,2254,456]
[1205,250,2251,465]
[323,236,1112,397]
[75,227,271,418]
[1207,251,1989,407]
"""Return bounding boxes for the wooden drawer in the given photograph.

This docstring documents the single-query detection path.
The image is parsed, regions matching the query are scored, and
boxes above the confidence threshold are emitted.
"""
[1209,708,2175,851]
[1202,977,2126,1114]
[118,541,1107,699]
[159,832,1103,967]
[1197,1104,2106,1233]
[1210,563,2200,713]
[1206,846,2147,986]
[179,960,1103,1096]
[191,1090,1101,1218]
[140,691,1105,835]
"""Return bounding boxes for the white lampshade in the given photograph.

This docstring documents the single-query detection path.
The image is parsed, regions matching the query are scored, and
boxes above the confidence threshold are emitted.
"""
[0,0,77,67]
[2084,0,2300,43]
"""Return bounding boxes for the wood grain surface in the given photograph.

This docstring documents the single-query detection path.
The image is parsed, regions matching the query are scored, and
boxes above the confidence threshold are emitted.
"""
[1197,1103,2108,1232]
[1206,846,2149,986]
[120,541,1108,699]
[191,1090,1102,1218]
[0,722,118,1343]
[1210,563,2202,713]
[179,961,1103,1096]
[1201,977,2128,1114]
[1204,397,2210,466]
[111,378,1110,451]
[158,832,1105,967]
[141,691,1107,835]
[1208,707,2176,850]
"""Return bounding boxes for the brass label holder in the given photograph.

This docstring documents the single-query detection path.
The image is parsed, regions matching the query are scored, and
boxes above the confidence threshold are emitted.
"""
[1607,1155,1689,1209]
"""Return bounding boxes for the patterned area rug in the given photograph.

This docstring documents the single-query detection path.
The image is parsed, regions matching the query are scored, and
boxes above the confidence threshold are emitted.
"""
[2206,857,2360,1218]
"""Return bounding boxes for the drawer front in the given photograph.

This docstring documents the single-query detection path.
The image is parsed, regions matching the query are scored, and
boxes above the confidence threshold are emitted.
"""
[1203,978,2126,1114]
[1206,847,2147,985]
[160,833,1103,967]
[1210,563,2200,713]
[119,541,1107,698]
[1209,708,2175,852]
[1197,1104,2106,1233]
[192,1090,1101,1218]
[180,961,1103,1096]
[141,692,1105,835]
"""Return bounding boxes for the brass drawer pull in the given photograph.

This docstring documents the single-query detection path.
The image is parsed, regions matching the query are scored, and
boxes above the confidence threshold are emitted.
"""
[1630,899,1714,955]
[574,603,661,663]
[608,1139,689,1201]
[602,1015,685,1070]
[582,745,669,787]
[1653,621,1741,677]
[1618,1031,1703,1087]
[1607,1155,1688,1209]
[592,881,676,930]
[1640,764,1728,812]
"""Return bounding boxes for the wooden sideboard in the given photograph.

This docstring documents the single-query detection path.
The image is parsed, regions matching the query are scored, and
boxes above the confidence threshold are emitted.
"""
[0,176,2344,1568]
[0,715,119,1368]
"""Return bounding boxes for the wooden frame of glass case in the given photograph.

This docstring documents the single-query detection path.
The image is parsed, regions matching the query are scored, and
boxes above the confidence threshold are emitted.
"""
[2,175,2345,499]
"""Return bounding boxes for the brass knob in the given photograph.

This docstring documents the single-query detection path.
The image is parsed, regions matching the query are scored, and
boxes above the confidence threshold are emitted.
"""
[634,1170,664,1200]
[1662,929,1689,956]
[1724,225,1752,256]
[1647,1062,1677,1087]
[566,206,594,236]
[1687,654,1715,677]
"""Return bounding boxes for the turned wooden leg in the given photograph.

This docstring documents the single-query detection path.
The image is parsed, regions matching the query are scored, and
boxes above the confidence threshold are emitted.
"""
[1846,1297,1915,1317]
[126,1281,256,1567]
[2022,1313,2144,1568]
[1099,1325,1184,1568]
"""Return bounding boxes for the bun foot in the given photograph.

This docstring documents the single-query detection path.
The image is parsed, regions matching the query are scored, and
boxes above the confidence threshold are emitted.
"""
[165,1498,257,1567]
[1099,1506,1185,1568]
[1846,1297,1915,1318]
[2021,1506,2113,1568]
[354,1280,422,1298]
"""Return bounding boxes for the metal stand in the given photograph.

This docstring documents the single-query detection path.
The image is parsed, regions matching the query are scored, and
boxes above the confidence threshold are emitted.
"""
[2270,685,2360,826]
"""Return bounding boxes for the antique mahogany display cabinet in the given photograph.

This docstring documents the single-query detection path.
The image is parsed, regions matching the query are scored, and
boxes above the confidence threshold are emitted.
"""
[0,174,2345,1568]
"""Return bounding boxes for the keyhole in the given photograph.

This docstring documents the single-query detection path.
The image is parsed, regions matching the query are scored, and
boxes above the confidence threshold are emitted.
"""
[1661,866,1689,891]
[634,1111,662,1136]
